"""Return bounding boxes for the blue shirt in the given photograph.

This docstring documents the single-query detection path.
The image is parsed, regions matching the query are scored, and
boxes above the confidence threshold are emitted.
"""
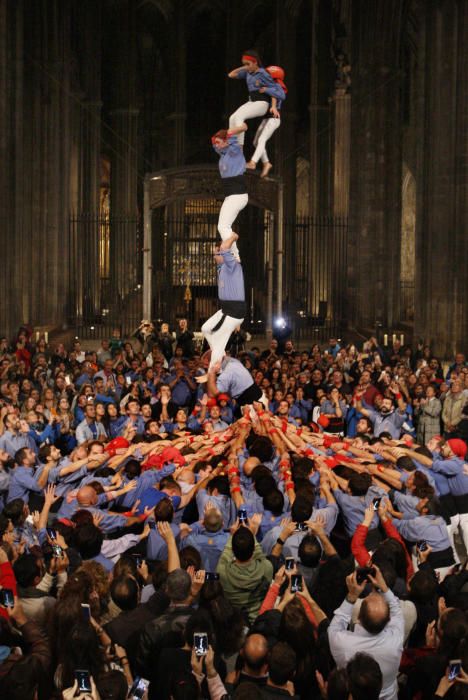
[7,466,43,503]
[216,358,254,399]
[367,408,406,439]
[185,526,229,571]
[0,430,37,458]
[393,515,452,552]
[333,486,387,536]
[146,523,180,561]
[196,490,237,528]
[431,455,468,497]
[134,488,181,516]
[214,136,245,179]
[236,67,282,97]
[218,251,245,302]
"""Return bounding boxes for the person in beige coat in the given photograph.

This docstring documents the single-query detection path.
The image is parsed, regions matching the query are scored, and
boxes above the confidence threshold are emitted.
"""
[442,379,467,437]
[416,385,442,444]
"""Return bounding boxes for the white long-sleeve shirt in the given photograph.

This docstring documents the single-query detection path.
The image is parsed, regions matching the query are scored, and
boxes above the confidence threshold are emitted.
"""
[328,589,404,700]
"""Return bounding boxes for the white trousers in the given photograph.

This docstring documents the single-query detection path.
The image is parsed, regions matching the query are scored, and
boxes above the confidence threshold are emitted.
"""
[218,193,248,260]
[251,118,281,163]
[201,310,244,370]
[229,101,270,145]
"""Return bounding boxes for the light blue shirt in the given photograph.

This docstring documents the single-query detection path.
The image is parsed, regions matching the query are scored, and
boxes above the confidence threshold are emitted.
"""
[216,358,254,399]
[218,251,245,302]
[328,589,404,700]
[7,466,43,503]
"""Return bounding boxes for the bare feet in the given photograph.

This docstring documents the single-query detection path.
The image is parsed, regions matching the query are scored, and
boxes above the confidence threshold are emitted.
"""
[261,162,273,178]
[219,232,239,252]
[246,161,256,170]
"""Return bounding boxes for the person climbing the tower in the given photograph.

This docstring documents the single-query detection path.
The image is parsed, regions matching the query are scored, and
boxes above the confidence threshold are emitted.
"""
[246,65,287,178]
[227,50,285,150]
[211,123,248,262]
[200,232,246,372]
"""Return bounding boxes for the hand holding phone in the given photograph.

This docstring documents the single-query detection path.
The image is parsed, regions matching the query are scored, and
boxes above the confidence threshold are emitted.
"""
[449,659,462,681]
[290,574,303,593]
[1,588,14,608]
[75,669,92,693]
[238,507,248,525]
[129,677,150,700]
[193,632,208,657]
[356,566,376,585]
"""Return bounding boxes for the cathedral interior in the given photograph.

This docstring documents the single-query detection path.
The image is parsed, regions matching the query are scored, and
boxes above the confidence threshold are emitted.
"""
[1,0,467,356]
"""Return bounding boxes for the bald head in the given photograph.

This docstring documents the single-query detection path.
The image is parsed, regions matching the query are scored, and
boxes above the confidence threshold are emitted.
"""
[77,485,98,507]
[359,592,390,634]
[177,468,195,485]
[243,457,260,477]
[242,634,269,675]
[204,508,223,533]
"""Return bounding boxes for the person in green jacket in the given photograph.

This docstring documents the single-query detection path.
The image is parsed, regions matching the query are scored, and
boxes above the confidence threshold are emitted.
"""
[216,514,273,623]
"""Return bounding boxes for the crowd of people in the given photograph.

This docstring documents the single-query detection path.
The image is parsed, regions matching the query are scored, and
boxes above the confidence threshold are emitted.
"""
[0,323,468,700]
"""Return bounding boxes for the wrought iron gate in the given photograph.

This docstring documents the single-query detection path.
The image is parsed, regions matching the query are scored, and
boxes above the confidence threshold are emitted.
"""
[68,209,348,343]
[151,199,272,334]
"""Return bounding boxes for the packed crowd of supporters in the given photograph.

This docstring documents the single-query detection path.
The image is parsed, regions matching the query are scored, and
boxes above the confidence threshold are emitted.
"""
[0,322,468,700]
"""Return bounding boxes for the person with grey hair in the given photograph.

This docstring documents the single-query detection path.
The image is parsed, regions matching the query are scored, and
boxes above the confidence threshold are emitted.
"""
[136,568,194,677]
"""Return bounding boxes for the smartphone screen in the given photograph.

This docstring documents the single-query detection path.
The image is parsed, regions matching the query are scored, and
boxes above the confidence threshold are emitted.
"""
[193,632,208,656]
[205,572,220,581]
[449,659,462,681]
[356,566,375,584]
[417,540,428,552]
[52,544,64,558]
[132,554,143,568]
[46,527,57,541]
[1,588,14,608]
[81,603,91,621]
[290,574,302,593]
[75,670,92,693]
[372,498,381,511]
[238,508,248,525]
[126,376,132,386]
[285,557,295,571]
[295,522,308,532]
[128,677,150,700]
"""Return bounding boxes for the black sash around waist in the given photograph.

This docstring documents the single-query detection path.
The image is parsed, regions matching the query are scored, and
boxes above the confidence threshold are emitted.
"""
[236,382,263,407]
[454,493,468,514]
[249,90,270,103]
[219,300,246,318]
[222,175,247,196]
[427,546,455,569]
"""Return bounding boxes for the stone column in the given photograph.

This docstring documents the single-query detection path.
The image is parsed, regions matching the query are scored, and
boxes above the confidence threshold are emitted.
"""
[108,0,140,306]
[331,87,351,217]
[348,1,405,332]
[414,0,468,356]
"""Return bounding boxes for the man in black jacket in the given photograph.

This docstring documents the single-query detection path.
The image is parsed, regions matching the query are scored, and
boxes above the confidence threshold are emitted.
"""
[136,568,193,678]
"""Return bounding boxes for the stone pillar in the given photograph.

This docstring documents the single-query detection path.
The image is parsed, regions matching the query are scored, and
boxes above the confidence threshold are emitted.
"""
[109,107,140,302]
[348,1,405,332]
[331,88,351,217]
[108,0,140,306]
[414,0,468,356]
[167,0,186,167]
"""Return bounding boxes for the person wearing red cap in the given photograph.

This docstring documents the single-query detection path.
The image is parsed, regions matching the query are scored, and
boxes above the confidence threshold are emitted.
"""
[228,50,286,149]
[423,438,468,550]
[246,65,287,178]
